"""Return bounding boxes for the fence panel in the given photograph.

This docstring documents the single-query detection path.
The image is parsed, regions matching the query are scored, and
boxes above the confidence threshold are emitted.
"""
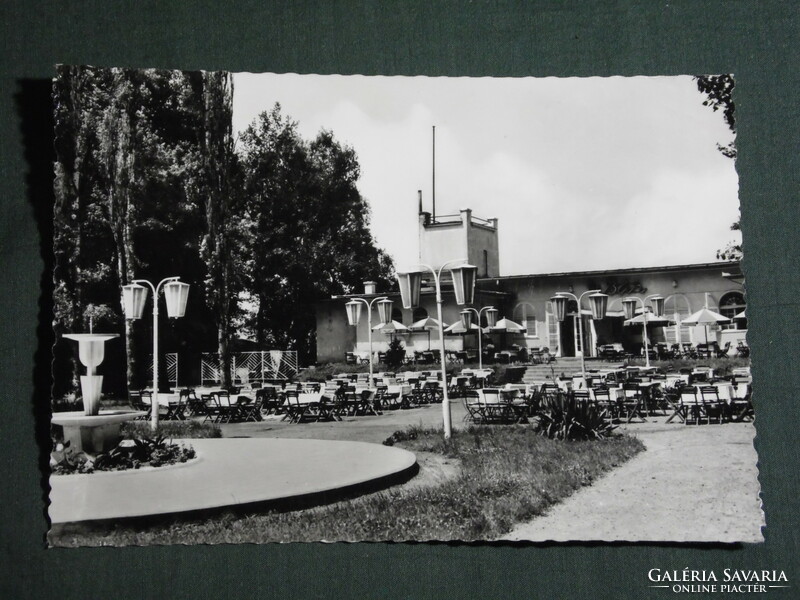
[201,351,298,385]
[147,353,178,388]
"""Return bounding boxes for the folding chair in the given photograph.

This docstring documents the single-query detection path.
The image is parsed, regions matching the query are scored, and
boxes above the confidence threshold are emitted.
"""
[699,386,725,424]
[679,387,704,425]
[622,383,646,423]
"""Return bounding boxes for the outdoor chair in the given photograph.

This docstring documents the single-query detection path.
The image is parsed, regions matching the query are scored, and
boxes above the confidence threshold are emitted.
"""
[344,352,358,365]
[201,393,222,423]
[129,390,151,419]
[182,388,206,417]
[424,381,443,403]
[716,342,732,358]
[699,386,725,424]
[679,387,706,425]
[256,387,282,415]
[211,390,240,423]
[592,387,617,422]
[283,390,308,423]
[737,342,750,358]
[463,390,484,424]
[622,383,646,423]
[572,390,591,405]
[479,389,507,423]
[729,383,753,422]
[237,395,263,422]
[163,392,187,421]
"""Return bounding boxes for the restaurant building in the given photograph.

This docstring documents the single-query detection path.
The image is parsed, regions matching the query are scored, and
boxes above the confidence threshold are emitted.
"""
[314,208,746,363]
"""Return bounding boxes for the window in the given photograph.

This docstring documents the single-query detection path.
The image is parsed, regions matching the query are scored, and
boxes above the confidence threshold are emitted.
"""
[412,307,428,323]
[483,250,489,276]
[513,303,537,337]
[664,294,692,344]
[545,301,559,352]
[719,292,746,330]
[391,308,404,324]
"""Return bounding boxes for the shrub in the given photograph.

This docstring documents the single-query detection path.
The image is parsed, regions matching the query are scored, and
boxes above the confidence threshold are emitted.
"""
[50,433,196,475]
[534,392,616,440]
[385,338,406,369]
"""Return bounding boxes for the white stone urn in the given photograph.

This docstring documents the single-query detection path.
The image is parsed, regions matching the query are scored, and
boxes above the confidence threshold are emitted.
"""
[62,333,119,416]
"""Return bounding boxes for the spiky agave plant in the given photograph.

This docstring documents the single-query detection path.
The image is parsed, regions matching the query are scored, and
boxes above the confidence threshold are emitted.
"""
[534,392,616,441]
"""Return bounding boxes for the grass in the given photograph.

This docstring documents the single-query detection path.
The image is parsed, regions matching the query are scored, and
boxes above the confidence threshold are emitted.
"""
[50,426,643,545]
[120,420,222,439]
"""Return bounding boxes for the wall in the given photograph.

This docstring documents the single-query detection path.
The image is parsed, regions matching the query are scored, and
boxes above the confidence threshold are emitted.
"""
[418,209,500,276]
[315,299,357,363]
[492,262,746,357]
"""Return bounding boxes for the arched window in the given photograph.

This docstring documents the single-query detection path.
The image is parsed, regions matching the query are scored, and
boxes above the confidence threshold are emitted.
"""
[664,294,693,344]
[391,308,404,324]
[719,291,746,330]
[412,307,428,323]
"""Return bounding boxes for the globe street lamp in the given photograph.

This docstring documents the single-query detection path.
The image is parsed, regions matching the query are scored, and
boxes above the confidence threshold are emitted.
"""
[459,306,499,370]
[396,261,477,439]
[345,296,393,383]
[122,277,189,430]
[622,294,665,368]
[550,289,608,386]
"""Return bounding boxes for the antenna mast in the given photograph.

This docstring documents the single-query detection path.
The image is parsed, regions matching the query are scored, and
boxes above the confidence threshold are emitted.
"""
[432,125,436,222]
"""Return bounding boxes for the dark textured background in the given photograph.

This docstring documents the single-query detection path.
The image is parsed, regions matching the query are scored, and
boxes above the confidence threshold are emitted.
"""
[1,2,798,598]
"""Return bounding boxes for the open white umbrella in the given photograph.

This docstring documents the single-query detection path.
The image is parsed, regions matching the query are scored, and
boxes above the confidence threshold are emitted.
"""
[489,317,526,333]
[373,320,410,342]
[623,314,674,326]
[681,307,731,346]
[409,317,448,350]
[734,309,746,320]
[444,321,480,335]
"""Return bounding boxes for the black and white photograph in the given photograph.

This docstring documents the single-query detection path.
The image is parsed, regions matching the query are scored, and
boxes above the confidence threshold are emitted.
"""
[47,68,762,545]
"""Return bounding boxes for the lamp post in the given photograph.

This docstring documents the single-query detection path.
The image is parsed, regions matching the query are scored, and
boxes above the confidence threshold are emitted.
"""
[550,289,608,386]
[122,277,189,431]
[344,296,393,383]
[397,260,477,439]
[622,295,665,368]
[459,306,499,370]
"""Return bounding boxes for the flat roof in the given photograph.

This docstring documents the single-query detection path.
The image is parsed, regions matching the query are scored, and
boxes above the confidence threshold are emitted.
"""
[481,260,742,282]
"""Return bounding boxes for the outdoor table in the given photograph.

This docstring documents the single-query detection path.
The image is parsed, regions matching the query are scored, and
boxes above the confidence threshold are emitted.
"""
[142,392,187,420]
[478,389,527,423]
[588,386,625,402]
[282,392,337,422]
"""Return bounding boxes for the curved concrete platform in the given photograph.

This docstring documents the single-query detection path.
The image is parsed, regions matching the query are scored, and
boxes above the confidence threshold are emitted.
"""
[48,438,417,524]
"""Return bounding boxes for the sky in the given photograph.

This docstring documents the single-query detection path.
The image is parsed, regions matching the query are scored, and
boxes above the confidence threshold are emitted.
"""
[232,73,740,276]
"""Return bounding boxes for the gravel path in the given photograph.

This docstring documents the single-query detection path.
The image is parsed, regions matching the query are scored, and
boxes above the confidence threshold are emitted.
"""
[503,418,764,543]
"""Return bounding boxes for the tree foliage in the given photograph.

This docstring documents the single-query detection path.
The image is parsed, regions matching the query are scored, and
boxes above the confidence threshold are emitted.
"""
[53,67,235,396]
[53,71,392,396]
[239,104,394,363]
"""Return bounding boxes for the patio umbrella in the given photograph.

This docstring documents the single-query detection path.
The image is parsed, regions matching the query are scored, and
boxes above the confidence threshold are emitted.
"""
[409,317,448,350]
[487,317,526,352]
[734,309,746,320]
[444,321,481,334]
[372,320,410,342]
[622,314,674,326]
[489,317,526,333]
[681,307,731,345]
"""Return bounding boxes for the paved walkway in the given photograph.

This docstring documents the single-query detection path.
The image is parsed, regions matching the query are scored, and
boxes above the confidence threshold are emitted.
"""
[49,438,416,524]
[503,418,764,543]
